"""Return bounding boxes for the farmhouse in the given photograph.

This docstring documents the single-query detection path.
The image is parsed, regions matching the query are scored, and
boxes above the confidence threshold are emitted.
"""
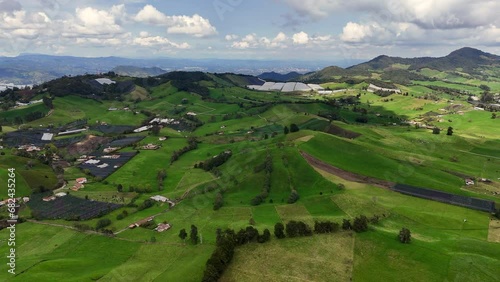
[155,223,172,233]
[22,197,30,202]
[129,216,154,229]
[142,144,159,150]
[18,145,41,152]
[42,195,56,202]
[103,147,119,153]
[72,183,84,191]
[76,178,87,184]
[150,195,169,202]
[465,179,475,186]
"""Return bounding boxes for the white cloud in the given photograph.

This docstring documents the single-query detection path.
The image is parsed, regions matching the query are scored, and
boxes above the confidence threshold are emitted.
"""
[134,5,217,37]
[133,33,190,49]
[166,14,217,37]
[292,31,309,44]
[340,22,374,43]
[230,31,333,50]
[225,34,238,41]
[63,6,123,37]
[134,4,167,25]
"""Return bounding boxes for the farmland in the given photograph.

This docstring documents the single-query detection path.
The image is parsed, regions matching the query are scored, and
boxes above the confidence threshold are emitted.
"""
[0,53,499,281]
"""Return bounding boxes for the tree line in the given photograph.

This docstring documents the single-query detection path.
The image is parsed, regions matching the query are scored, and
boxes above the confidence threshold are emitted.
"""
[251,151,273,205]
[170,137,198,164]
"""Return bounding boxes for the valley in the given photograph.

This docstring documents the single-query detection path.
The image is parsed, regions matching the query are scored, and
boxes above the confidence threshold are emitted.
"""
[0,48,499,281]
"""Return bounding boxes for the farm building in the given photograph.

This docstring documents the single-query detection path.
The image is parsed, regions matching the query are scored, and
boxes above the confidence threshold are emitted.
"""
[23,197,30,202]
[465,179,475,186]
[155,223,172,232]
[150,195,169,203]
[129,216,154,229]
[103,147,119,153]
[134,125,152,133]
[58,128,87,136]
[41,133,54,141]
[142,144,159,150]
[95,78,116,85]
[76,178,87,184]
[42,196,56,202]
[55,192,67,197]
[367,84,401,93]
[71,183,84,191]
[18,145,41,152]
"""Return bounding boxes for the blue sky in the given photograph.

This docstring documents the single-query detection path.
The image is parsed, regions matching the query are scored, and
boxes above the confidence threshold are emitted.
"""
[0,0,499,60]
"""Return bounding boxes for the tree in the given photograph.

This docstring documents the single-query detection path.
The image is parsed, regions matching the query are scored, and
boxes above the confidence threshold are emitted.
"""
[258,229,271,243]
[283,126,289,135]
[432,127,441,135]
[213,192,223,210]
[95,218,111,230]
[289,123,300,133]
[447,127,453,136]
[274,222,285,239]
[117,184,123,192]
[179,228,187,242]
[399,228,411,243]
[190,225,199,244]
[479,84,491,92]
[0,125,2,132]
[151,124,161,136]
[352,215,369,233]
[342,219,352,230]
[42,96,54,109]
[150,236,157,243]
[493,113,497,119]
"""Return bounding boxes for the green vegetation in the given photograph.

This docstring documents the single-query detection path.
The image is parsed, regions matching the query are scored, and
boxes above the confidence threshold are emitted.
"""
[0,56,499,281]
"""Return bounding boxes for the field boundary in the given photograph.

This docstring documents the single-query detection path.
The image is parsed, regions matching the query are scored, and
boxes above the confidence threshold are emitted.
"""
[300,151,394,189]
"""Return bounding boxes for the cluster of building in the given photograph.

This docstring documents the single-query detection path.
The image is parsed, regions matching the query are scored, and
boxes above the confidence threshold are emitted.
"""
[128,216,172,233]
[72,178,87,191]
[17,144,41,152]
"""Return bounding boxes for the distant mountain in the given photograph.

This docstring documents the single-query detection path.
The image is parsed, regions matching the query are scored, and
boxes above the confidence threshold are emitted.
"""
[112,66,168,77]
[0,54,332,85]
[257,71,302,82]
[349,47,499,72]
[297,47,499,83]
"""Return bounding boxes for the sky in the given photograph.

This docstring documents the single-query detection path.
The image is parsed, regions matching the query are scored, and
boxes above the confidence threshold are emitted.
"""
[0,0,499,60]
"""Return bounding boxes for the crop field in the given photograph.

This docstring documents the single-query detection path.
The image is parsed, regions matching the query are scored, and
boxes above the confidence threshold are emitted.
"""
[28,193,122,220]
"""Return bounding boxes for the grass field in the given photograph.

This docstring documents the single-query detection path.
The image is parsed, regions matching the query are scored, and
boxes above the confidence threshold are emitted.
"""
[1,68,499,281]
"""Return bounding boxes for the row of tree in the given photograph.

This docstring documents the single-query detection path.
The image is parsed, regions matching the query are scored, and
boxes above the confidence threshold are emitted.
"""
[202,226,271,281]
[195,150,232,172]
[170,137,198,164]
[251,152,273,206]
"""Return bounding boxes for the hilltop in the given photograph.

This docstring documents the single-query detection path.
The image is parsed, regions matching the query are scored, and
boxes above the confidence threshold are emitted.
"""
[297,47,500,83]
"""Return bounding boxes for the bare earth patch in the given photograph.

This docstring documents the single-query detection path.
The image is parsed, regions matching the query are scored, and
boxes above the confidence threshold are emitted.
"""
[300,151,394,189]
[488,219,500,243]
[293,135,314,143]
